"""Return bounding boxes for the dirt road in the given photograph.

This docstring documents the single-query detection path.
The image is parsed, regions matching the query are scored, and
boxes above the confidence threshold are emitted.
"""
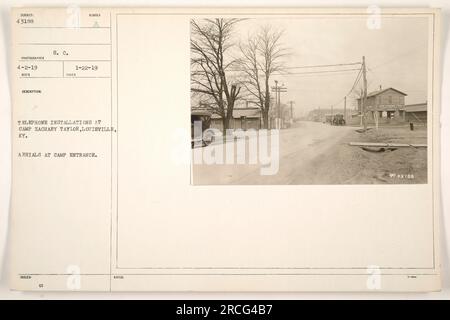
[192,121,354,185]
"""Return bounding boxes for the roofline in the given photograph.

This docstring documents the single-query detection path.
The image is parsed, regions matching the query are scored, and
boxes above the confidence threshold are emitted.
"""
[368,87,408,97]
[405,102,427,107]
[357,87,408,99]
[191,110,212,116]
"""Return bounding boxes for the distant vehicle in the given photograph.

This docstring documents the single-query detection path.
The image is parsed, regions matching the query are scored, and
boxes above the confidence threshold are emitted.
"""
[332,113,346,126]
[191,111,214,147]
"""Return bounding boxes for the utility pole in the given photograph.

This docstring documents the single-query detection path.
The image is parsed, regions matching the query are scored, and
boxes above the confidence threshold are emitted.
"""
[277,82,281,119]
[271,80,287,129]
[274,80,278,98]
[289,100,295,119]
[344,96,347,122]
[331,105,334,124]
[362,56,368,130]
[360,88,363,126]
[274,80,279,129]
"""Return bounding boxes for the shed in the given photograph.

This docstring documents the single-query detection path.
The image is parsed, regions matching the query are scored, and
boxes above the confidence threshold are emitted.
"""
[210,107,261,131]
[357,87,407,120]
[404,103,427,124]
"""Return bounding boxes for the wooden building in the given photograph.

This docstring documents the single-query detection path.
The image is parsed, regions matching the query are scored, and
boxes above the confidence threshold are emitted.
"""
[404,103,427,124]
[210,107,262,131]
[357,87,407,120]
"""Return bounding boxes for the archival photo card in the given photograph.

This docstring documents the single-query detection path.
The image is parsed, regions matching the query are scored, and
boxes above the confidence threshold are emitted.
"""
[9,7,440,292]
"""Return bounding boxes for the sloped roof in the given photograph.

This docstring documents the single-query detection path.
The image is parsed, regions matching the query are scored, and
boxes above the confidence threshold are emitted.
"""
[404,103,427,112]
[191,110,212,116]
[211,108,261,119]
[234,108,261,117]
[367,87,407,97]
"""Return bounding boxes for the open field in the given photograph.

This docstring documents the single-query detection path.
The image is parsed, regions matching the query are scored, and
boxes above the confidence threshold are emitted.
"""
[305,125,427,184]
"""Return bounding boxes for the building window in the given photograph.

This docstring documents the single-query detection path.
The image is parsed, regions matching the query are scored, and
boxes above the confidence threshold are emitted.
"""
[388,95,392,104]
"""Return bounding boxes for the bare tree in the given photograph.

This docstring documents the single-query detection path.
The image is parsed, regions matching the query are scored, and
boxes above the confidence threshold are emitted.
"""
[239,25,289,129]
[191,19,242,130]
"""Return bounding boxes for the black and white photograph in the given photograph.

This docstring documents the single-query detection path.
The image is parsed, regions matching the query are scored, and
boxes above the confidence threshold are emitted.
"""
[190,14,430,185]
[2,5,445,297]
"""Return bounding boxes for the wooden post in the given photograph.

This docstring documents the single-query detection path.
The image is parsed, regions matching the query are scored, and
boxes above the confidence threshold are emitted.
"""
[344,96,347,122]
[362,56,368,130]
[331,105,334,125]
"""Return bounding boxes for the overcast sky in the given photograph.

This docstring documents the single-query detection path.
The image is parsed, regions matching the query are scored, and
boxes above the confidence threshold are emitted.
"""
[234,16,429,116]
